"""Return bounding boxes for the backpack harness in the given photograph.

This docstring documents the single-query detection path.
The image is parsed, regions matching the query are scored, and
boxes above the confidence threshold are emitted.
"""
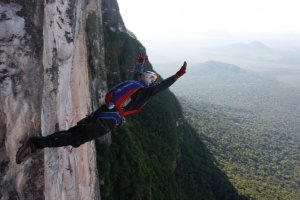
[96,80,145,127]
[93,112,123,127]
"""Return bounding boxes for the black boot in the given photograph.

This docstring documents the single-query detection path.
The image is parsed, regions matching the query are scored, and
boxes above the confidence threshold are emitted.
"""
[16,138,38,164]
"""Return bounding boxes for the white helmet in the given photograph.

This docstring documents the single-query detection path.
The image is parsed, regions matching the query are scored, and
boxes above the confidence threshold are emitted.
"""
[141,71,157,86]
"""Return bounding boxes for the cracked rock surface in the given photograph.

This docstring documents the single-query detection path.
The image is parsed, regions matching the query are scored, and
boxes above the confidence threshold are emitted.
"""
[0,1,107,199]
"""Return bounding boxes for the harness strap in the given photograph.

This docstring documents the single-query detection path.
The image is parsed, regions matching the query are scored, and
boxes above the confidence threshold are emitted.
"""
[95,112,122,127]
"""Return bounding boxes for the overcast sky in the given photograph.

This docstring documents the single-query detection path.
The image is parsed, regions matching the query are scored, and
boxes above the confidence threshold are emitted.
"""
[117,0,300,41]
[117,0,300,70]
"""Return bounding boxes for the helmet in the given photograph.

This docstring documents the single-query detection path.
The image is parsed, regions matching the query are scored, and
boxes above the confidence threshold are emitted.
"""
[141,71,157,86]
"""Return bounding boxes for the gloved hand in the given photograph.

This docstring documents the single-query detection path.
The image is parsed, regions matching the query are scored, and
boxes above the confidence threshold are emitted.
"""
[137,53,148,63]
[137,53,146,63]
[176,61,187,77]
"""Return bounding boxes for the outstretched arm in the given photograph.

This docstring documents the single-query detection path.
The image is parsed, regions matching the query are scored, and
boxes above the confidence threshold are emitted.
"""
[147,61,187,96]
[123,61,187,112]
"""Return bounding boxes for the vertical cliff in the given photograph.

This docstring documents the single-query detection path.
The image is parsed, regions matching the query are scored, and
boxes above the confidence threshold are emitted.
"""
[0,0,105,199]
[0,1,44,199]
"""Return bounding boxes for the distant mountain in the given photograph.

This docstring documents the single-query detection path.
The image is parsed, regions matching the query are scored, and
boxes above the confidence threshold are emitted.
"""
[191,61,244,75]
[225,41,273,53]
[173,60,300,122]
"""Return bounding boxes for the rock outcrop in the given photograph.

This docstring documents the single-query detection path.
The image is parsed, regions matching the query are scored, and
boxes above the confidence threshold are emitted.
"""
[0,0,106,199]
[102,0,126,33]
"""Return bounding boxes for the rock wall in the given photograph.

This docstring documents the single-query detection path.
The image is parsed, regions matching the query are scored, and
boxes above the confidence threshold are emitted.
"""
[102,0,126,33]
[0,0,106,199]
[0,1,44,199]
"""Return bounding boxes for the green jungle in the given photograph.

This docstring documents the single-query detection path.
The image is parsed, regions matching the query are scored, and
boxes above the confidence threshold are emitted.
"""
[172,62,300,199]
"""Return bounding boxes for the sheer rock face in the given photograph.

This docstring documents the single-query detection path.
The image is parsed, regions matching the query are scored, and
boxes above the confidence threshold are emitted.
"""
[0,1,44,199]
[0,0,106,199]
[101,0,126,33]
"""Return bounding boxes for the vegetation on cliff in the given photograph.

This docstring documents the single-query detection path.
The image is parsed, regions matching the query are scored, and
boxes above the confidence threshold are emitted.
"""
[96,29,243,200]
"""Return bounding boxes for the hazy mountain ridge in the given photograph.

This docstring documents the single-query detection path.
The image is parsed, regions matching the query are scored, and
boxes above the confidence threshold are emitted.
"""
[205,40,300,69]
[148,34,300,74]
[173,61,300,126]
[225,41,274,53]
[190,61,245,75]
